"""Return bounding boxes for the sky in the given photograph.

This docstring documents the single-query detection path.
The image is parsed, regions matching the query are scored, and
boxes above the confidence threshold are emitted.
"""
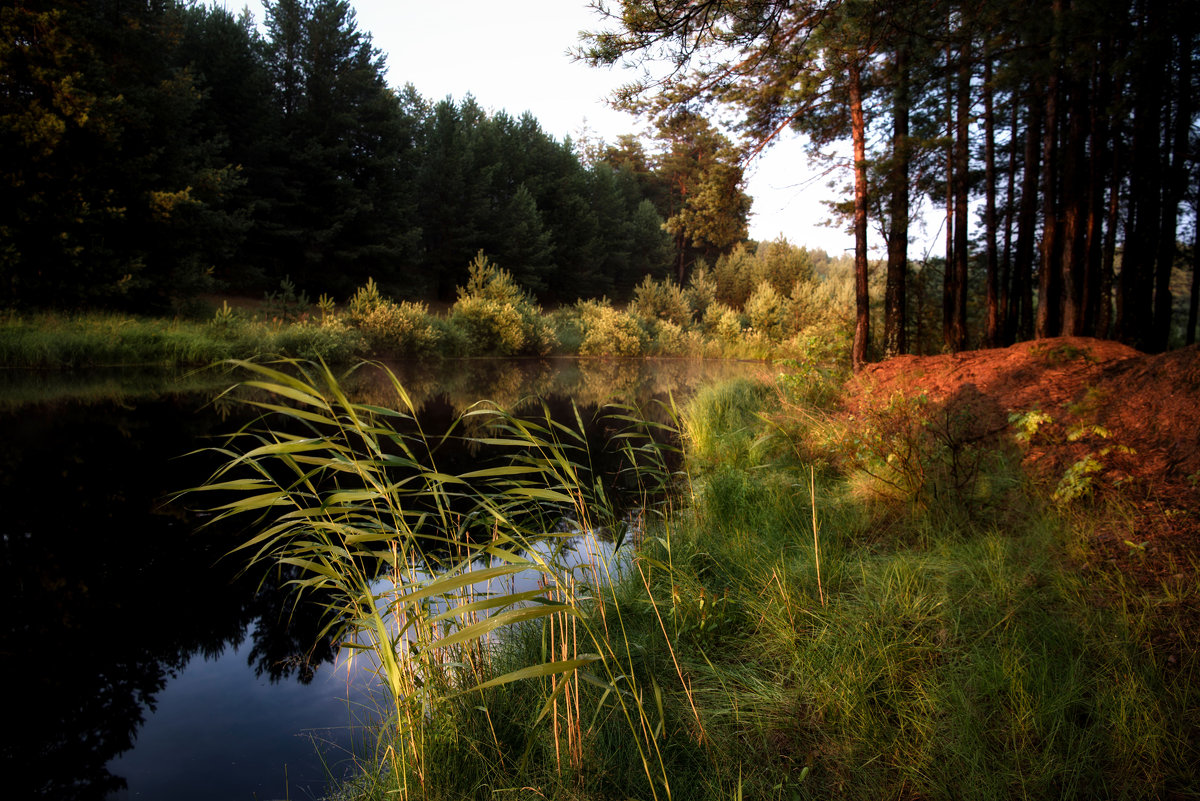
[238,0,863,256]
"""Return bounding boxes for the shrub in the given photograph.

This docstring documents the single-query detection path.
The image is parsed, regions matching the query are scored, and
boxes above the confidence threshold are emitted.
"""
[429,316,470,357]
[346,278,439,357]
[450,296,530,355]
[701,303,745,343]
[547,307,585,354]
[449,253,553,356]
[648,319,688,355]
[263,275,310,323]
[577,301,649,356]
[755,238,813,294]
[270,319,364,361]
[743,281,786,340]
[787,271,854,341]
[712,244,757,307]
[683,266,718,319]
[630,274,692,328]
[833,386,1013,515]
[711,239,815,309]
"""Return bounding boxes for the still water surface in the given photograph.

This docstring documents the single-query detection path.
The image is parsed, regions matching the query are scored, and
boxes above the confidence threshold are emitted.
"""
[0,358,762,800]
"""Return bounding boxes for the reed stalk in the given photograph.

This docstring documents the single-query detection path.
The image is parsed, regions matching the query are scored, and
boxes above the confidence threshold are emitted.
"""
[188,358,685,798]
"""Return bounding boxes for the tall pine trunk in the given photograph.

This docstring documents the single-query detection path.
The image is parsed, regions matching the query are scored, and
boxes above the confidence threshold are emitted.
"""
[1002,95,1020,343]
[849,61,871,371]
[1188,198,1199,345]
[1036,0,1064,339]
[950,37,971,352]
[1152,22,1192,350]
[943,44,956,350]
[1060,69,1090,336]
[1013,83,1043,342]
[983,55,1000,347]
[885,42,910,358]
[1119,0,1165,348]
[1082,43,1111,337]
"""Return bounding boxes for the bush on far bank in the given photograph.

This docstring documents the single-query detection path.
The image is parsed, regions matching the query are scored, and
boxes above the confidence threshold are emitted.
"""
[1,240,857,368]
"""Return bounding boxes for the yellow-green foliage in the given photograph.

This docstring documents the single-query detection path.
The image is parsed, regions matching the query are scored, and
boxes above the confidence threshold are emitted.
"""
[787,267,855,341]
[577,299,649,356]
[630,274,693,328]
[713,244,758,307]
[646,318,707,356]
[700,302,745,342]
[743,281,786,339]
[449,252,554,356]
[755,237,813,293]
[683,265,718,318]
[346,278,439,356]
[712,238,813,308]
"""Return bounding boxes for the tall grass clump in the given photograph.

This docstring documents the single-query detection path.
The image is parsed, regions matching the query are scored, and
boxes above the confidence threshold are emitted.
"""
[188,359,697,799]
[188,358,1197,799]
[645,368,1198,800]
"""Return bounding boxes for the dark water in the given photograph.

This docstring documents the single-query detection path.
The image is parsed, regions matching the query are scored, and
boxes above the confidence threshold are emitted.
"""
[0,358,762,800]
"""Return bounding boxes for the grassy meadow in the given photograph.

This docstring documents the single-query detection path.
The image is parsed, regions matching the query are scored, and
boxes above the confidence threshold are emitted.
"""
[193,356,1198,801]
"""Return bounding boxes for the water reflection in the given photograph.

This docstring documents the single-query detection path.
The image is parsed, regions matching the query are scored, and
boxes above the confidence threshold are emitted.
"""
[0,357,763,799]
[0,393,341,799]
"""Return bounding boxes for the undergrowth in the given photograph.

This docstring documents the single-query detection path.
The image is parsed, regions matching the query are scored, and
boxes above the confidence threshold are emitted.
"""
[196,356,1200,800]
[2,241,856,367]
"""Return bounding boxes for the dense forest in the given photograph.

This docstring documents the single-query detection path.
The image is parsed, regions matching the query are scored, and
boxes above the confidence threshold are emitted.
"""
[0,0,757,311]
[3,0,1198,363]
[585,0,1200,362]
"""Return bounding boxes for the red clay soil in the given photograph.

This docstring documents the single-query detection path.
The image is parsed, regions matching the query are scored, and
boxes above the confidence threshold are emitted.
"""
[849,337,1200,584]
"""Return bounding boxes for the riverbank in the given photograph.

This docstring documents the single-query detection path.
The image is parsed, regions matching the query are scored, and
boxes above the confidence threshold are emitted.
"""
[0,254,854,368]
[324,340,1198,799]
[0,309,365,368]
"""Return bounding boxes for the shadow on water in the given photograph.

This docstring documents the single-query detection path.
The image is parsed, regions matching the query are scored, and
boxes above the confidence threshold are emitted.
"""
[0,357,763,800]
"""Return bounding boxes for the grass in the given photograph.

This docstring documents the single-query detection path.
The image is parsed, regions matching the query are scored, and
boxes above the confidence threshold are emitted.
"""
[193,360,1198,800]
[1,258,856,367]
[0,310,364,367]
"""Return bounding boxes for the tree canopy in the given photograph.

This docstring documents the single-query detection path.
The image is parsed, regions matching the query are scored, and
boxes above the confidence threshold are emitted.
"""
[1,0,758,312]
[581,0,1200,358]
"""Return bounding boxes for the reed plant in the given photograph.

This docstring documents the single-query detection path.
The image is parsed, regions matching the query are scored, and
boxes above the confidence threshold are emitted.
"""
[188,359,696,799]
[188,361,1196,800]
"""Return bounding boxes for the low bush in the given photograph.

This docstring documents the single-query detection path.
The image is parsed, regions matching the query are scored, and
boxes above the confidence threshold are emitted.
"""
[577,300,650,357]
[448,253,554,356]
[701,302,746,343]
[683,266,718,319]
[345,278,439,357]
[630,274,693,328]
[744,280,787,340]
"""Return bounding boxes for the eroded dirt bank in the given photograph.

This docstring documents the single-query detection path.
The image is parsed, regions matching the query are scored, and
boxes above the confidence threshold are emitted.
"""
[848,337,1200,584]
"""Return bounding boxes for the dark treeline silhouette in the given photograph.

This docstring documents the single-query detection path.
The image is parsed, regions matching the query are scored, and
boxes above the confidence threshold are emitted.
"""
[582,0,1200,361]
[1,0,757,312]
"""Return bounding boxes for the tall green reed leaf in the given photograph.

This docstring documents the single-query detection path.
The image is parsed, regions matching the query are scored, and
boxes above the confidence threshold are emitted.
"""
[185,359,682,798]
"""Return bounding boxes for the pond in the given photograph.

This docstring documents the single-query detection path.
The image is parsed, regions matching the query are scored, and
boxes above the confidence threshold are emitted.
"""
[0,357,764,800]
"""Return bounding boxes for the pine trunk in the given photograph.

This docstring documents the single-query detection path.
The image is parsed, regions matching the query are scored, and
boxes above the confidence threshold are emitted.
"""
[1013,83,1042,342]
[849,62,871,371]
[1037,0,1064,339]
[983,56,999,347]
[1001,94,1019,343]
[951,40,971,351]
[943,44,956,350]
[1152,22,1191,350]
[885,42,910,358]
